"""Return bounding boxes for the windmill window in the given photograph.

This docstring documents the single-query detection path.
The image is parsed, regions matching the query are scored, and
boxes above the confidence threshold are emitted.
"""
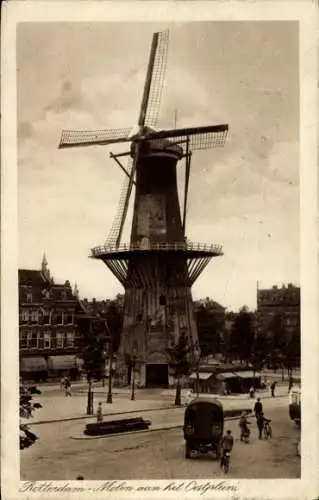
[159,295,167,306]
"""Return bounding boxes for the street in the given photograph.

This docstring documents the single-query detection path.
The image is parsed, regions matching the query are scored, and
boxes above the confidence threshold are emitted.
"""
[21,400,300,480]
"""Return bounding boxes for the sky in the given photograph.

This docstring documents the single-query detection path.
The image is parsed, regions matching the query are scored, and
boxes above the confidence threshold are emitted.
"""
[17,21,299,311]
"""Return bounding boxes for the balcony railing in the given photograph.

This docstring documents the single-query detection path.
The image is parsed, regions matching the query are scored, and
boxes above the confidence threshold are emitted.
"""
[90,241,223,257]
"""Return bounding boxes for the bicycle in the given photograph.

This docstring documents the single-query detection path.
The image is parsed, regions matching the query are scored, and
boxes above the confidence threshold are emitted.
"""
[263,420,272,439]
[221,451,231,473]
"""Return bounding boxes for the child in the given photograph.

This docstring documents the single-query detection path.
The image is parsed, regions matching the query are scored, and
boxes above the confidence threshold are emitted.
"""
[97,402,103,423]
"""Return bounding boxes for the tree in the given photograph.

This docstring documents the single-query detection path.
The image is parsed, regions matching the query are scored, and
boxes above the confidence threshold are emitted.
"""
[229,306,255,363]
[105,299,123,353]
[167,333,193,406]
[76,315,110,415]
[20,384,42,450]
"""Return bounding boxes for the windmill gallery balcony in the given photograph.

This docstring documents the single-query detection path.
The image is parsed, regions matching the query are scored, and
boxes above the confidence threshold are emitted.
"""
[90,241,223,288]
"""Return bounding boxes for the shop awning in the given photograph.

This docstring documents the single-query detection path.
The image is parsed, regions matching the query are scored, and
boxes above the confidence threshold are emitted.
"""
[216,372,237,380]
[48,355,77,370]
[189,372,211,380]
[233,371,261,379]
[20,357,47,372]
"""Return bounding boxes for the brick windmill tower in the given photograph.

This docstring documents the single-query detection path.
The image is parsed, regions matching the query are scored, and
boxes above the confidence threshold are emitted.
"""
[59,30,228,388]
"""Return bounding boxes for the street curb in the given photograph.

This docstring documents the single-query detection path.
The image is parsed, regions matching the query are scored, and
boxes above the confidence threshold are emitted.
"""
[31,393,287,426]
[30,405,179,426]
[69,413,253,441]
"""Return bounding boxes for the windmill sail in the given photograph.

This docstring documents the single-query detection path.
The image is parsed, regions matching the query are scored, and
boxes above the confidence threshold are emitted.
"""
[59,127,132,149]
[144,30,169,128]
[107,31,170,248]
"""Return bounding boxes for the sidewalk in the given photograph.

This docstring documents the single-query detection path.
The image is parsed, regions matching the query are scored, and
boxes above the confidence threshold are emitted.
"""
[28,385,288,426]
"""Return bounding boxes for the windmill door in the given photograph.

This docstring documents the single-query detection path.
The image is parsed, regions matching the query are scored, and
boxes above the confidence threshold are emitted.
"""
[146,364,169,388]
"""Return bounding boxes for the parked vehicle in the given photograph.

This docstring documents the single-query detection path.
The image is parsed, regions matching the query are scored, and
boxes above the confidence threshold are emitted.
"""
[183,397,224,459]
[289,387,301,426]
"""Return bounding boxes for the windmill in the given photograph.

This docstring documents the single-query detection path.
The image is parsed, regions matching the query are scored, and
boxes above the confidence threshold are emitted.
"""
[59,30,228,388]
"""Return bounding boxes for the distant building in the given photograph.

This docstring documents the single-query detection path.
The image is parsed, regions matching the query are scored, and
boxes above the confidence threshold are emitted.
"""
[257,283,300,334]
[257,283,300,367]
[194,299,226,357]
[19,255,85,381]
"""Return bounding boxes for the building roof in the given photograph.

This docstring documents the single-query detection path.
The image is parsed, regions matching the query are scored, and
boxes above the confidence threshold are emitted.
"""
[198,363,251,374]
[258,285,300,307]
[19,269,46,286]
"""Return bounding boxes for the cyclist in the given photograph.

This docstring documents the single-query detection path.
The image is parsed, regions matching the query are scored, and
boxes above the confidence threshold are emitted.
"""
[220,429,234,468]
[239,411,250,441]
[256,412,272,439]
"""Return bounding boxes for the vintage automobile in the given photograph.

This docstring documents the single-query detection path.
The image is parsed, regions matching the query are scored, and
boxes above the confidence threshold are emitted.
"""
[289,387,301,425]
[183,397,224,459]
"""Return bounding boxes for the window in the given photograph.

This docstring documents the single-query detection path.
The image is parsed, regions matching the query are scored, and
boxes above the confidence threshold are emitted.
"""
[56,312,63,325]
[64,312,73,325]
[20,332,28,349]
[30,332,37,348]
[44,332,51,348]
[43,310,51,325]
[37,332,44,349]
[26,292,32,303]
[66,332,74,347]
[31,311,39,324]
[21,310,29,324]
[56,332,64,348]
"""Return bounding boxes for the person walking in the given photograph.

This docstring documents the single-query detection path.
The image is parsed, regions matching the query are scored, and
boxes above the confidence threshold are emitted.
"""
[96,402,103,423]
[64,376,71,397]
[249,386,255,399]
[270,381,276,397]
[254,397,263,419]
[288,376,294,393]
[256,412,265,439]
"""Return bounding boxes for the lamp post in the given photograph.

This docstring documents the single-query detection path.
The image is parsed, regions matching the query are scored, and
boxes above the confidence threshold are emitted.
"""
[193,341,201,397]
[131,343,138,401]
[106,335,113,404]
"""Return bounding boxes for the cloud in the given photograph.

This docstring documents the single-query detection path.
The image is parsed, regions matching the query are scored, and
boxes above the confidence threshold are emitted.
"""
[18,121,35,141]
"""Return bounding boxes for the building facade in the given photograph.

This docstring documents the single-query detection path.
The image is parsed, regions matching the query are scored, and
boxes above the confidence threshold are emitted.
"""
[19,255,84,381]
[257,283,300,367]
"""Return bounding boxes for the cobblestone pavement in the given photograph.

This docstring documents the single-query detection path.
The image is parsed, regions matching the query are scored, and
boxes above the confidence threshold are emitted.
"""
[20,402,299,480]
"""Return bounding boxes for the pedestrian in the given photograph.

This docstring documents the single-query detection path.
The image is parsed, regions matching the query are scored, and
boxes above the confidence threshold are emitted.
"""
[270,381,276,398]
[60,376,65,391]
[96,402,103,423]
[256,412,265,439]
[288,376,294,393]
[249,386,255,399]
[254,397,263,418]
[64,376,71,397]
